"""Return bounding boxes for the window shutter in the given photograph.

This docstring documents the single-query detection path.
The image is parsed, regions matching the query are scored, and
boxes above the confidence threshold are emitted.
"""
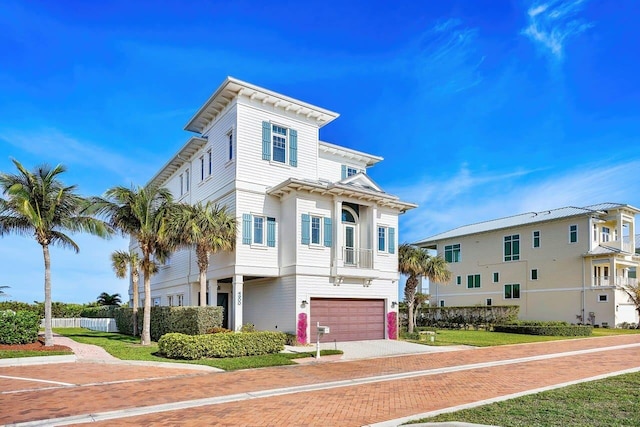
[341,165,347,179]
[242,214,252,245]
[289,128,297,167]
[324,217,332,247]
[267,217,276,247]
[388,227,396,254]
[262,121,271,160]
[301,214,310,244]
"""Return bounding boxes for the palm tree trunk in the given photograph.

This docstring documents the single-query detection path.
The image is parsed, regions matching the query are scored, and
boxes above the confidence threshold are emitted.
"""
[199,269,207,306]
[132,275,139,336]
[405,275,418,333]
[141,261,152,346]
[42,244,53,347]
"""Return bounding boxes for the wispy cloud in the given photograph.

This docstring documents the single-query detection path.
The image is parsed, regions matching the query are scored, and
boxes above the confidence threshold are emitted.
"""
[414,18,485,95]
[0,128,154,186]
[395,160,640,243]
[522,0,593,60]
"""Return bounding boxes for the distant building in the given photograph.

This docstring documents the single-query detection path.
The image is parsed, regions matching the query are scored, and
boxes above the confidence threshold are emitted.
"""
[415,203,640,327]
[134,77,415,342]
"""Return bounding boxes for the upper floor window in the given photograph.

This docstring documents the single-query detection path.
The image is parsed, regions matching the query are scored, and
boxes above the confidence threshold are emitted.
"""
[199,156,205,181]
[504,234,520,261]
[467,274,481,289]
[311,216,322,245]
[601,227,610,242]
[242,214,276,247]
[301,214,332,247]
[593,224,598,241]
[377,226,396,254]
[533,231,540,248]
[341,165,363,179]
[228,131,234,161]
[569,225,578,243]
[456,275,461,285]
[262,122,297,167]
[179,174,184,196]
[493,272,499,283]
[504,284,520,299]
[207,149,213,175]
[185,168,190,192]
[531,269,538,280]
[444,244,461,263]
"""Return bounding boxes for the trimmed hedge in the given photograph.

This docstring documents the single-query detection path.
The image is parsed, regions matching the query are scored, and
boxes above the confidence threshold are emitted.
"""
[0,310,41,344]
[494,321,592,336]
[158,331,286,359]
[415,306,520,329]
[114,306,223,341]
[80,305,119,318]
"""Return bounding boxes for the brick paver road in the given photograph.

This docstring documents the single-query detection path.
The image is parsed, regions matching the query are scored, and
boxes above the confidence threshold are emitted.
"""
[2,334,639,426]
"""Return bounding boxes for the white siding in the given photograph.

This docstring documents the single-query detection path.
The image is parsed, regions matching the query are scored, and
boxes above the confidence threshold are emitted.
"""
[244,277,296,332]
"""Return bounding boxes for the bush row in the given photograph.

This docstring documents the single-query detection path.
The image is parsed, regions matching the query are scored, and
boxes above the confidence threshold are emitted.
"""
[0,301,86,318]
[158,331,286,359]
[413,306,520,329]
[494,321,592,336]
[0,310,40,344]
[114,306,223,341]
[80,305,120,318]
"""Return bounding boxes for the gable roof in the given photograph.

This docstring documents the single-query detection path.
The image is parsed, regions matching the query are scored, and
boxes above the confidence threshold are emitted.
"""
[340,172,382,192]
[185,77,340,134]
[415,203,640,246]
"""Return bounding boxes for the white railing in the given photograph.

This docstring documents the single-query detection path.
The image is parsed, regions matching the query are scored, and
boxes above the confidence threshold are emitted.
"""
[40,318,82,328]
[343,247,373,269]
[592,276,638,287]
[40,317,118,332]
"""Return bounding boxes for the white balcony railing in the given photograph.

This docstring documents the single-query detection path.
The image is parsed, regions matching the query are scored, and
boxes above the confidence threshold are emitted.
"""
[343,247,373,269]
[592,276,638,287]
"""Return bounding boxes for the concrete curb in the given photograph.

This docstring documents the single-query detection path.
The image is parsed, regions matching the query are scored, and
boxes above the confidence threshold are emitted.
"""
[0,354,77,367]
[76,359,223,371]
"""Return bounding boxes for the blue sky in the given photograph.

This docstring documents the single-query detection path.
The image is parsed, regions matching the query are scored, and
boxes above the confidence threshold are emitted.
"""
[1,0,639,304]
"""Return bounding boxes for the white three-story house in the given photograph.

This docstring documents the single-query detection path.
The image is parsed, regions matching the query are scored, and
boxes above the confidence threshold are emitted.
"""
[135,77,415,342]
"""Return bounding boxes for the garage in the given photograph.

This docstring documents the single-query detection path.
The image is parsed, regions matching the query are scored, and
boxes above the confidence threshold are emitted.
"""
[310,298,385,342]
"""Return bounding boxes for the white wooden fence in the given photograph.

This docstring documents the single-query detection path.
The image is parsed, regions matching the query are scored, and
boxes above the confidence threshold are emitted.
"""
[42,318,118,332]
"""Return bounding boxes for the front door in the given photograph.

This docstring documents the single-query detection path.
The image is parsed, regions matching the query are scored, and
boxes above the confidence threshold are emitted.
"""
[217,293,229,329]
[345,225,355,265]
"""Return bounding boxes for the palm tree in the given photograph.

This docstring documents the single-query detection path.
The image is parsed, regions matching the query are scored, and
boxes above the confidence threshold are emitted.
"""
[168,202,236,306]
[399,244,451,333]
[0,159,112,346]
[0,285,9,298]
[97,185,174,345]
[96,291,122,306]
[111,250,141,335]
[620,282,640,319]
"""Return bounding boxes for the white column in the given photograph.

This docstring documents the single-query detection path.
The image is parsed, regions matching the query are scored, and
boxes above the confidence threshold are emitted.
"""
[334,199,343,267]
[232,275,244,331]
[208,279,218,306]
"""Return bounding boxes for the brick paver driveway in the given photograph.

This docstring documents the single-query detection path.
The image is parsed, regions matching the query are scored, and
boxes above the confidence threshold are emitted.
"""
[2,334,639,426]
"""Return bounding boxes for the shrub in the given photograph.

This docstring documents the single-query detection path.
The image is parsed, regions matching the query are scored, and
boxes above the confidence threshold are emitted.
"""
[284,332,297,346]
[413,306,520,330]
[207,327,232,334]
[494,321,592,336]
[0,301,85,318]
[240,323,255,333]
[158,331,287,359]
[113,306,223,341]
[80,305,119,318]
[0,310,41,344]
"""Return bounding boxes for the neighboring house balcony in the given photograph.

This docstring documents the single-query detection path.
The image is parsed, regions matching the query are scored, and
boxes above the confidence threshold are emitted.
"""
[592,276,638,287]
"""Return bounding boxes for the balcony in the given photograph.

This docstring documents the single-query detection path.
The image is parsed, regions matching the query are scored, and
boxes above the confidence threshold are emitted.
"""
[343,247,373,269]
[592,276,638,287]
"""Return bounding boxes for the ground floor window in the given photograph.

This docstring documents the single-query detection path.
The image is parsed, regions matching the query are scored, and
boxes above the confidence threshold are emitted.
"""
[598,294,608,302]
[439,299,445,307]
[486,298,492,306]
[177,294,184,306]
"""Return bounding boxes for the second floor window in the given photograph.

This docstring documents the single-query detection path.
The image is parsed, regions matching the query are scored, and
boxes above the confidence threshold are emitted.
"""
[601,227,610,242]
[253,216,265,245]
[208,149,213,175]
[311,216,322,245]
[504,284,520,299]
[272,125,287,163]
[301,214,332,247]
[504,234,520,261]
[200,156,205,181]
[533,231,540,248]
[569,225,578,243]
[444,244,460,263]
[228,131,233,161]
[242,214,276,247]
[467,274,481,289]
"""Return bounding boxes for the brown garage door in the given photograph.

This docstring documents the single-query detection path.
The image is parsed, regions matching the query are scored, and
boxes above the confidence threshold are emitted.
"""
[310,298,385,342]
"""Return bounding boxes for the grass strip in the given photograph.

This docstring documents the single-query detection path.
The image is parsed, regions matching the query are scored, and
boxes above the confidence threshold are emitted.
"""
[54,328,342,370]
[0,350,72,358]
[408,371,640,426]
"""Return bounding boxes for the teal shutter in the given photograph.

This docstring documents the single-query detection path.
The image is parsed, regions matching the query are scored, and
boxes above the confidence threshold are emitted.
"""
[388,227,396,254]
[289,128,297,167]
[301,214,310,244]
[262,121,271,160]
[242,214,252,245]
[341,165,347,179]
[267,217,276,247]
[323,217,332,247]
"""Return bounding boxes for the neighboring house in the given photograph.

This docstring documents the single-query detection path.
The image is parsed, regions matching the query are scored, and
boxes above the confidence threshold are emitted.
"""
[134,77,415,342]
[415,203,640,327]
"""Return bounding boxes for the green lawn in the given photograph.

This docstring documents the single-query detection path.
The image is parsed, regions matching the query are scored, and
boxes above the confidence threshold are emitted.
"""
[408,371,640,426]
[407,327,640,347]
[54,328,341,370]
[0,350,72,358]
